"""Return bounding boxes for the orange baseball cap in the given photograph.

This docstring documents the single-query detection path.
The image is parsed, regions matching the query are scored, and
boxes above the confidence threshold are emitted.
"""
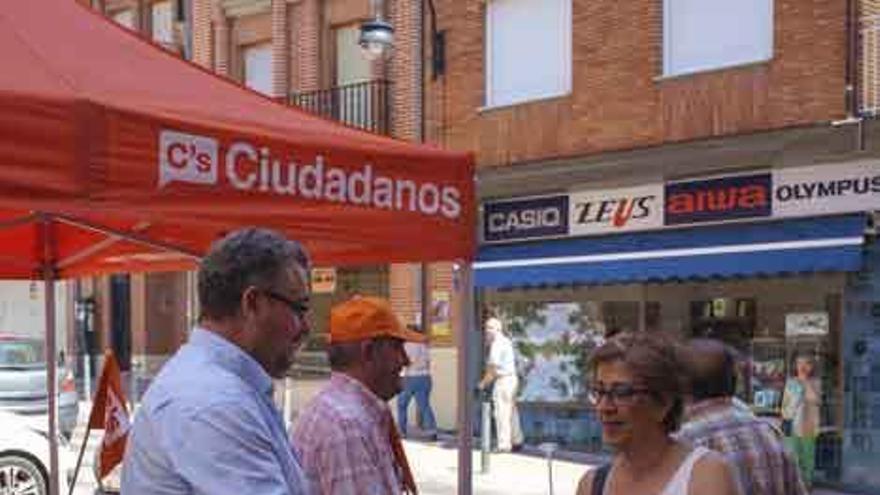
[329,296,427,344]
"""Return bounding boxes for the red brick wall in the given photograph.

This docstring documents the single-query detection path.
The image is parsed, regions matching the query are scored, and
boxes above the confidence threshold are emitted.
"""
[426,0,849,168]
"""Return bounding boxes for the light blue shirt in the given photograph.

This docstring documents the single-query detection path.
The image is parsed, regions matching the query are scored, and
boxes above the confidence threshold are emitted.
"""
[121,328,311,495]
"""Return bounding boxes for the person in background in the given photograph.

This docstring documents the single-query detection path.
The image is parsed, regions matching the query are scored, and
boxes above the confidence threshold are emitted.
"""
[292,296,424,494]
[397,324,438,440]
[576,332,741,495]
[121,227,313,495]
[477,317,524,453]
[781,352,822,489]
[677,339,807,495]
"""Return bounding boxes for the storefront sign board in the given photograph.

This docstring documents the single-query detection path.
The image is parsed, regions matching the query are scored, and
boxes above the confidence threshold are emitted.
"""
[773,161,880,218]
[785,312,830,337]
[569,185,664,236]
[310,267,337,294]
[664,173,773,225]
[482,195,569,242]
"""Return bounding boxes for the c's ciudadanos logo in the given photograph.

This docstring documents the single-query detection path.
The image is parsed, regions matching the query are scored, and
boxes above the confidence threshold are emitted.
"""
[159,130,219,187]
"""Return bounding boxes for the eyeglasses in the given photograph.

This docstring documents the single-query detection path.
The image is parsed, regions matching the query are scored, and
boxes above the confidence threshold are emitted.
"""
[261,290,310,318]
[587,383,652,406]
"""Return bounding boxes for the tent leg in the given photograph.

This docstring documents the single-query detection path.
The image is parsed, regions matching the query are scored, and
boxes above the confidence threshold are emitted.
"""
[42,217,61,495]
[455,261,474,495]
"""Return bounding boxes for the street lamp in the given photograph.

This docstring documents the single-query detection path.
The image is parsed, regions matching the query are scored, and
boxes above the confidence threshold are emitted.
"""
[359,18,394,60]
[359,0,394,60]
[358,0,446,78]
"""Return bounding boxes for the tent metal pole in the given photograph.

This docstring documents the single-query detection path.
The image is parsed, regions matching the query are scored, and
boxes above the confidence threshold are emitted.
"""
[42,215,61,495]
[455,261,474,495]
[52,214,202,259]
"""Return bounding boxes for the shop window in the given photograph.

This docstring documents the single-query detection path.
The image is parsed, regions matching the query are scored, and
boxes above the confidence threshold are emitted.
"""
[485,0,572,108]
[488,300,607,450]
[663,0,773,77]
[242,43,272,96]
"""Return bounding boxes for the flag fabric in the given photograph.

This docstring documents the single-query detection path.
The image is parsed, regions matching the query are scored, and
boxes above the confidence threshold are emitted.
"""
[87,350,131,479]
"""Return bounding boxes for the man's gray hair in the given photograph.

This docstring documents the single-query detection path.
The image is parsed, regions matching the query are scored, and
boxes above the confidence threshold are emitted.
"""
[198,227,310,320]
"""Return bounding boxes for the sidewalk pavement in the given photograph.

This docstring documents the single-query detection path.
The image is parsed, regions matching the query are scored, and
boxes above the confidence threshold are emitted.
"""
[69,400,860,495]
[403,438,589,495]
[402,436,859,495]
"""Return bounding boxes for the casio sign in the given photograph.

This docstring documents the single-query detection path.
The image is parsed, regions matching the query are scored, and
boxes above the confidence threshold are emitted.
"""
[482,195,569,243]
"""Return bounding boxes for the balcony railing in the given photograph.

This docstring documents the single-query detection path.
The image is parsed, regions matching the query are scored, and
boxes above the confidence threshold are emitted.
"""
[862,13,880,115]
[290,79,392,136]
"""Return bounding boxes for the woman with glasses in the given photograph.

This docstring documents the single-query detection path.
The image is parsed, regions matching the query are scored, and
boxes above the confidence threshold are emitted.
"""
[576,332,741,495]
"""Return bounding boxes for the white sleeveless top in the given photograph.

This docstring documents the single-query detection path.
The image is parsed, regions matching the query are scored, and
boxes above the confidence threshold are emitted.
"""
[659,447,711,495]
[604,446,712,495]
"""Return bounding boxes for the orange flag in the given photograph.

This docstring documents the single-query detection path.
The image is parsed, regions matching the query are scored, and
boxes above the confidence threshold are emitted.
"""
[87,350,130,479]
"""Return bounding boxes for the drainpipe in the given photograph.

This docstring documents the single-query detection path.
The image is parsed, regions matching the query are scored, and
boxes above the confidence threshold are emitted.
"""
[838,0,866,149]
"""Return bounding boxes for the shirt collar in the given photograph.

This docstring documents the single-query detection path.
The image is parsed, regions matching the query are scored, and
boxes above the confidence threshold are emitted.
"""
[189,327,274,398]
[684,397,735,422]
[330,372,389,420]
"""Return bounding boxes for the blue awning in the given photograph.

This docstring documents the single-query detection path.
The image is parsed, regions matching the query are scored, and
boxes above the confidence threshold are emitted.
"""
[475,215,866,288]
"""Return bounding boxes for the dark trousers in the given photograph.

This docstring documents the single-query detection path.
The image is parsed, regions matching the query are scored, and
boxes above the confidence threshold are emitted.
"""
[397,375,437,435]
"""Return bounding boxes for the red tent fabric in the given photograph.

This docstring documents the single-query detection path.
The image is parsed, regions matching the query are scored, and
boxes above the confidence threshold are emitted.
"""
[0,0,475,279]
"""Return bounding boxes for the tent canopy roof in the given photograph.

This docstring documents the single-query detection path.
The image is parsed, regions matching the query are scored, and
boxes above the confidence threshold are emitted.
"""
[0,0,475,279]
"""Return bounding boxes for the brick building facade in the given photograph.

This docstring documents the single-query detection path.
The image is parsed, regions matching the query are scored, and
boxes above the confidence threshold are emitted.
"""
[427,0,880,489]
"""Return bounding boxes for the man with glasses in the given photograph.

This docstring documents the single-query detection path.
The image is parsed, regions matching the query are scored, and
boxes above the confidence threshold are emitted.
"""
[122,227,313,494]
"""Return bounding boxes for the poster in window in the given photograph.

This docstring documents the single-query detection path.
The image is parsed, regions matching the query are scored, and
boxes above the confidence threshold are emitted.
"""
[431,291,451,338]
[493,302,605,403]
[785,312,829,337]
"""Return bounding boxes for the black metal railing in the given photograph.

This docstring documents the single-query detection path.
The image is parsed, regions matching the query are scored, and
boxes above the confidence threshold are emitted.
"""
[290,79,392,136]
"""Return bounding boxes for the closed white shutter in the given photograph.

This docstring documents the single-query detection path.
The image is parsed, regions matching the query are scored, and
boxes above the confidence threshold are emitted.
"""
[243,43,272,96]
[663,0,773,77]
[486,0,572,108]
[152,1,174,47]
[335,25,372,86]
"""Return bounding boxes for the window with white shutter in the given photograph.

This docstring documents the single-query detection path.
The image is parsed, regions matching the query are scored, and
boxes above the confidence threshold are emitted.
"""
[663,0,773,77]
[152,1,174,47]
[485,0,572,108]
[243,43,272,96]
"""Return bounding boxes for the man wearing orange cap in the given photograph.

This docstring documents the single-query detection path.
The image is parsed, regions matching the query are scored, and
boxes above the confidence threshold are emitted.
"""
[291,296,424,495]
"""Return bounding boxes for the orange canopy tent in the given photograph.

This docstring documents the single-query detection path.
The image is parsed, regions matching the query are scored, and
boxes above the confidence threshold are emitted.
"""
[0,0,476,492]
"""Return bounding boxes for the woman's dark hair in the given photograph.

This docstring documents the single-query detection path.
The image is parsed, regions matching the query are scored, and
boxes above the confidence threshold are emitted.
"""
[589,332,686,434]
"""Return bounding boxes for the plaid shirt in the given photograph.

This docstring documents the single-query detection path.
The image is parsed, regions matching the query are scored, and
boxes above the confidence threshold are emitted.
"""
[292,373,404,495]
[676,398,808,495]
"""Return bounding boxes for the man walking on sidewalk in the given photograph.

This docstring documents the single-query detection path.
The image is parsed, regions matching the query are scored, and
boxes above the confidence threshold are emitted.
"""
[292,296,424,494]
[477,317,524,453]
[677,339,807,495]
